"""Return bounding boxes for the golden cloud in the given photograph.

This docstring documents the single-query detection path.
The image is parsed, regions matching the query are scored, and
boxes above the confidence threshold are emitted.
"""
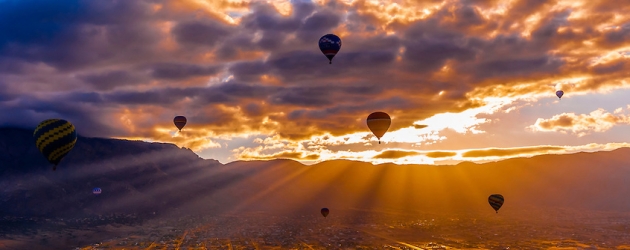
[425,151,457,158]
[529,106,630,136]
[461,146,565,158]
[372,150,420,159]
[7,0,630,166]
[240,151,320,161]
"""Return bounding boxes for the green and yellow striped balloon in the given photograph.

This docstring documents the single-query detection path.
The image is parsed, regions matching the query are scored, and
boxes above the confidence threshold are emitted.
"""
[33,119,77,171]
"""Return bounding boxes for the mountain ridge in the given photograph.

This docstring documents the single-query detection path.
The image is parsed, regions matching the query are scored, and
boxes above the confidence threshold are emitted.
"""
[3,126,625,168]
[2,127,630,221]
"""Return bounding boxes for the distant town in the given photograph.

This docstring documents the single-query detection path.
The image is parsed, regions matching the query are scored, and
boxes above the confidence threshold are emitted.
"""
[3,209,630,249]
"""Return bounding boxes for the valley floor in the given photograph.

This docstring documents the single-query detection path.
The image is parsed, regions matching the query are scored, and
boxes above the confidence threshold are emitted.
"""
[2,209,630,249]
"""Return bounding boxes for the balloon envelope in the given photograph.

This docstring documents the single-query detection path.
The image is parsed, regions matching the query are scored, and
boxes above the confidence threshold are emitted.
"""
[321,208,329,217]
[556,90,564,99]
[318,34,342,64]
[33,119,77,171]
[366,112,391,144]
[93,188,102,195]
[174,116,187,131]
[488,194,504,213]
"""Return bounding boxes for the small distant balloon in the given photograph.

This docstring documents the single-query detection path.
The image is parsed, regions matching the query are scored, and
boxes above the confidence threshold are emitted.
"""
[366,112,391,144]
[33,119,77,171]
[556,90,564,99]
[488,194,504,213]
[173,116,187,131]
[318,34,342,64]
[93,187,102,195]
[321,208,329,217]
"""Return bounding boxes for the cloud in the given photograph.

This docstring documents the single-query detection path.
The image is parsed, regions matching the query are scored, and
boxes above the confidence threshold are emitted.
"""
[372,150,420,159]
[413,124,428,129]
[78,70,144,91]
[425,151,457,158]
[461,146,565,158]
[1,0,630,164]
[149,63,223,80]
[239,150,320,161]
[528,106,630,136]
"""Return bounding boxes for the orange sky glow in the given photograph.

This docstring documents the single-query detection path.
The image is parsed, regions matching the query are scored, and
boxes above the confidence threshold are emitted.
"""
[2,0,630,164]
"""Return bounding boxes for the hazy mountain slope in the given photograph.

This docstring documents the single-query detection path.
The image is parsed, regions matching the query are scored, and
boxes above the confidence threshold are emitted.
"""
[2,127,630,220]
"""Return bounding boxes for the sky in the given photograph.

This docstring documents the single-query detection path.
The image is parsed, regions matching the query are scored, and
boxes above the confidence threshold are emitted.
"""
[1,0,630,165]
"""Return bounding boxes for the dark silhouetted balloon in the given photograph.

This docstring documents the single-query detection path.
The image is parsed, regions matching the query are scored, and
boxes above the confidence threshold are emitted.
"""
[174,116,187,131]
[33,119,77,171]
[556,90,564,99]
[321,208,329,217]
[319,34,342,64]
[488,194,504,213]
[366,112,391,144]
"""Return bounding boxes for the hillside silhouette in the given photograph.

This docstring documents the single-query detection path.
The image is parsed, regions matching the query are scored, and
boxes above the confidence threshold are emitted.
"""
[2,127,630,221]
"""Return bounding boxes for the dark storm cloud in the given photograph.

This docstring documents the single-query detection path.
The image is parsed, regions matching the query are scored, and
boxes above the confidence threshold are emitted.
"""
[273,84,388,110]
[0,83,16,102]
[104,87,230,105]
[335,50,398,69]
[0,0,165,71]
[0,96,122,136]
[256,30,287,50]
[243,103,264,117]
[286,96,411,121]
[399,19,479,71]
[171,20,233,47]
[67,92,105,103]
[266,50,345,80]
[216,81,278,99]
[271,87,334,107]
[295,10,343,43]
[229,61,271,82]
[601,24,630,47]
[454,5,485,27]
[78,70,143,90]
[403,39,477,72]
[592,61,626,75]
[0,58,27,74]
[150,63,223,80]
[302,11,341,32]
[474,56,563,78]
[64,81,278,107]
[0,0,82,46]
[241,2,306,32]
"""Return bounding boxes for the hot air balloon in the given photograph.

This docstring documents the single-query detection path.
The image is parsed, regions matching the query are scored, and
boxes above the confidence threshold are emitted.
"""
[556,90,564,99]
[93,187,102,195]
[33,119,77,171]
[174,116,187,131]
[366,112,391,144]
[318,34,342,64]
[488,194,504,213]
[321,208,329,218]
